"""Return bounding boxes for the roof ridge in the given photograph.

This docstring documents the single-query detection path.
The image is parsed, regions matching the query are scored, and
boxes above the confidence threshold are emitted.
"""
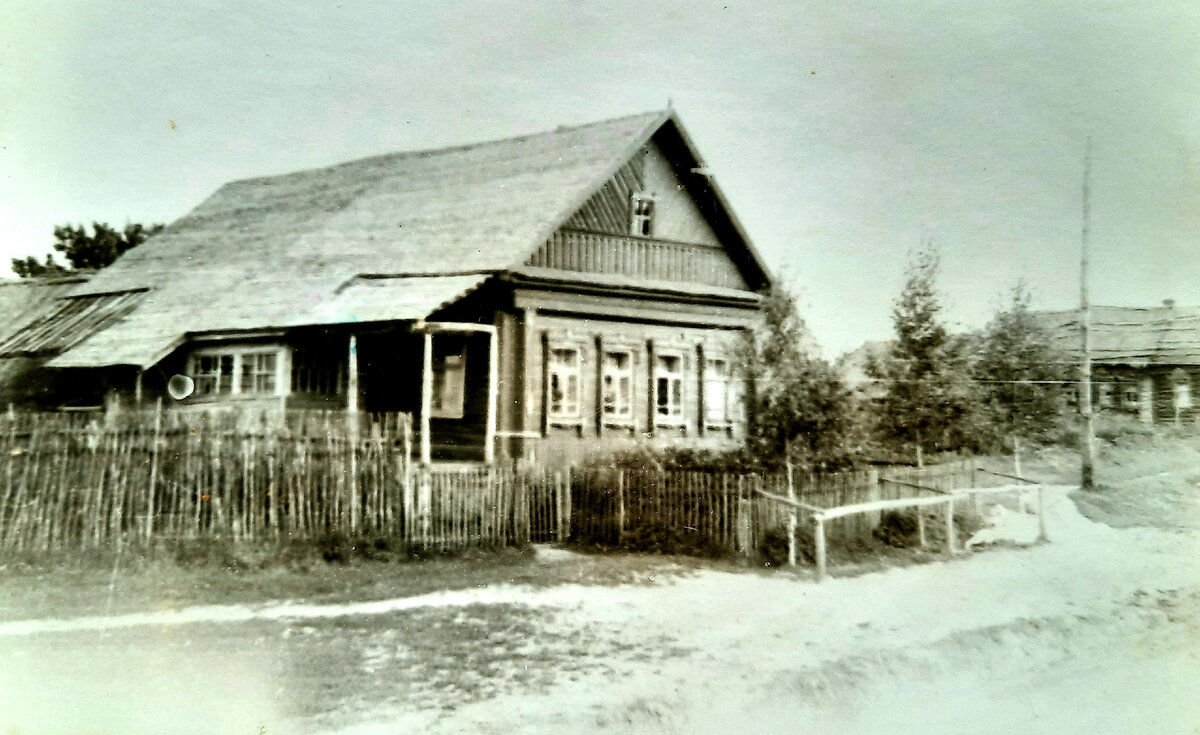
[225,109,671,188]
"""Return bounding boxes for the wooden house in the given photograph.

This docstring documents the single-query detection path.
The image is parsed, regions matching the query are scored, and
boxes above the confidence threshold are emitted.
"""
[0,111,772,463]
[1036,302,1200,425]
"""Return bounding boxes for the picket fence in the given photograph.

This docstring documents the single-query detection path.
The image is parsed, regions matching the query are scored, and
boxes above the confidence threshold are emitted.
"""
[0,410,565,553]
[570,460,984,552]
[0,409,986,557]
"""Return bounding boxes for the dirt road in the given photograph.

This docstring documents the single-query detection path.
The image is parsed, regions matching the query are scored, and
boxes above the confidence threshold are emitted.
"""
[2,488,1198,734]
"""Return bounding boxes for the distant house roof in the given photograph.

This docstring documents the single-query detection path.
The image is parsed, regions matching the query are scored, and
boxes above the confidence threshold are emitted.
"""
[1034,305,1200,367]
[41,109,768,369]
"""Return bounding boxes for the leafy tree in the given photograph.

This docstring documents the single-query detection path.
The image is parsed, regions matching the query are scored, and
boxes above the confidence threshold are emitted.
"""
[10,221,163,277]
[972,280,1066,457]
[741,284,851,469]
[10,255,70,278]
[867,243,976,463]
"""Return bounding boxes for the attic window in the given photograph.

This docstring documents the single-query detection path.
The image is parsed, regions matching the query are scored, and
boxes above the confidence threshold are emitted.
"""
[629,193,656,237]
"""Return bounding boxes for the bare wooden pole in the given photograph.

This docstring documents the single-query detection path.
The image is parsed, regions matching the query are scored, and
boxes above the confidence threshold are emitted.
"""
[485,329,498,464]
[813,516,827,581]
[785,461,797,568]
[420,331,433,466]
[347,333,360,532]
[1080,138,1096,490]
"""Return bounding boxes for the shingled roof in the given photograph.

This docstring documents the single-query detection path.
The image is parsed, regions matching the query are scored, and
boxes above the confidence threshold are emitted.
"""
[1035,305,1200,367]
[45,109,763,369]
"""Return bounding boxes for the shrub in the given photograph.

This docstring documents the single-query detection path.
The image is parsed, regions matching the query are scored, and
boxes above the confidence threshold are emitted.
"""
[617,521,725,558]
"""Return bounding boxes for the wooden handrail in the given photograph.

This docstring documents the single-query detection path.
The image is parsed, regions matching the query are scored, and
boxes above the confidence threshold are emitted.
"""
[754,487,824,514]
[879,477,949,495]
[975,468,1040,485]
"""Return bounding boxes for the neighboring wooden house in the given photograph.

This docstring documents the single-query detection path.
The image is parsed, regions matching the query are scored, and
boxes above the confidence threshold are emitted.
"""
[0,110,772,463]
[1036,302,1200,425]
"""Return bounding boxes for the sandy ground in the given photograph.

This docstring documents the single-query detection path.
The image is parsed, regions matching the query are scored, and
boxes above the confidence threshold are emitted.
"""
[2,487,1198,734]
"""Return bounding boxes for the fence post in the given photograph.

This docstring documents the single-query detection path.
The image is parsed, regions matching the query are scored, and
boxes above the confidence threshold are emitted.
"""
[917,509,927,548]
[944,498,956,556]
[786,462,797,568]
[736,496,752,559]
[555,471,568,543]
[145,399,162,546]
[813,515,827,582]
[616,469,626,539]
[1036,484,1048,542]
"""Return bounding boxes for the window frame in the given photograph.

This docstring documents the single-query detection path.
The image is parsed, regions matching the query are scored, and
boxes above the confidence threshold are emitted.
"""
[629,192,657,237]
[600,346,636,425]
[702,354,735,430]
[187,345,287,400]
[653,350,686,426]
[430,339,468,420]
[1173,369,1192,410]
[547,342,584,426]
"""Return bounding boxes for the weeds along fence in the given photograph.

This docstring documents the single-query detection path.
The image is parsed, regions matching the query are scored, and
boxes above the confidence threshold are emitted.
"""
[570,459,986,554]
[0,410,566,554]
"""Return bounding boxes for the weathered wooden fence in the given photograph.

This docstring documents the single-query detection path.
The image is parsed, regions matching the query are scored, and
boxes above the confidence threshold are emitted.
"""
[1,407,997,560]
[569,459,985,553]
[0,410,569,554]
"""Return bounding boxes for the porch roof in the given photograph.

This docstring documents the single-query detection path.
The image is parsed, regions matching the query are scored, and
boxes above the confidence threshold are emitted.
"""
[47,273,490,368]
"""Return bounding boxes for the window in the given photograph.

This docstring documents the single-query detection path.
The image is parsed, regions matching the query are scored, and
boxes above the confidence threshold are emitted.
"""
[1123,383,1140,408]
[629,193,656,237]
[188,347,282,398]
[431,342,467,419]
[548,346,582,422]
[654,353,684,423]
[704,357,733,426]
[1097,382,1114,408]
[292,346,344,396]
[1174,370,1192,410]
[241,352,277,395]
[193,354,234,397]
[601,349,634,421]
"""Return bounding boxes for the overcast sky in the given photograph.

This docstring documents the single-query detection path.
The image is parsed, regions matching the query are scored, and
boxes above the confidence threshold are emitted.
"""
[3,1,1197,355]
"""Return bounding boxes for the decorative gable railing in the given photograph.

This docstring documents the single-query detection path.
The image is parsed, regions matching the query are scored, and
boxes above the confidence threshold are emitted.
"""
[527,229,747,290]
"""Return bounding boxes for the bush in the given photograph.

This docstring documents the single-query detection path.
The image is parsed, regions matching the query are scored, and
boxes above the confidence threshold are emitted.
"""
[873,511,919,547]
[617,521,725,558]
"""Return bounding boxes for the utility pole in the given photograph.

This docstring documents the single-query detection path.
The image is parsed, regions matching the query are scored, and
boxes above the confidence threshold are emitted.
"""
[1079,139,1096,490]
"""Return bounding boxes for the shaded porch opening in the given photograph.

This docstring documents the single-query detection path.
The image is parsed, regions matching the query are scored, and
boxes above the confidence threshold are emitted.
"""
[354,323,496,464]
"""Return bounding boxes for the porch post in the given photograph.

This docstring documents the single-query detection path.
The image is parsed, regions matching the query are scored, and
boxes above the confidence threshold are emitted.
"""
[485,328,498,464]
[347,333,361,532]
[347,334,360,418]
[420,330,433,465]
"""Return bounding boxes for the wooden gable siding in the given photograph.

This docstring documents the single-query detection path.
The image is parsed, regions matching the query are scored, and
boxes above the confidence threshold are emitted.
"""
[526,140,747,290]
[563,158,646,233]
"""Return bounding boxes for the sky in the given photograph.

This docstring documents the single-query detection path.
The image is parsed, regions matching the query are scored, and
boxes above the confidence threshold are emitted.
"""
[2,0,1197,355]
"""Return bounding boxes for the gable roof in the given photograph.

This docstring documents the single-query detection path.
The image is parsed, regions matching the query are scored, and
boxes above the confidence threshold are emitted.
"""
[46,110,769,369]
[1034,305,1200,367]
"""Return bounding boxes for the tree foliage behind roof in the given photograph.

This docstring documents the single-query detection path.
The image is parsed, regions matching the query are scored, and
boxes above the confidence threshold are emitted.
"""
[972,279,1069,443]
[867,243,976,455]
[11,222,163,278]
[741,283,853,469]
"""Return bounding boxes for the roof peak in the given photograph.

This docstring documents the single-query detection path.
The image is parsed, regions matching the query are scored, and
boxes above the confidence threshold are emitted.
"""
[229,109,673,188]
